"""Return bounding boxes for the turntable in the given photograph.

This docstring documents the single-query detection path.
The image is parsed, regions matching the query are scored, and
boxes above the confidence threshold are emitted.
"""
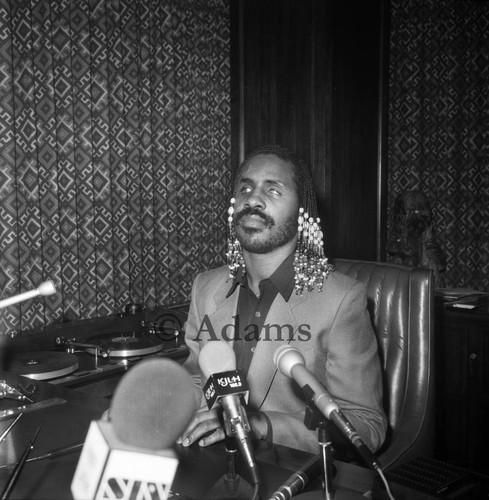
[6,334,160,384]
[5,303,190,396]
[54,322,170,358]
[7,351,79,381]
[78,331,165,358]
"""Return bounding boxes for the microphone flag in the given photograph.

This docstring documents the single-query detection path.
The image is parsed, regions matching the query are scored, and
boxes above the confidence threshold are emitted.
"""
[203,369,249,410]
[71,420,178,500]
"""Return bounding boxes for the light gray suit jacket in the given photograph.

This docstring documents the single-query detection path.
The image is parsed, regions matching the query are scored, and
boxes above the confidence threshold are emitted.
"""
[184,265,387,454]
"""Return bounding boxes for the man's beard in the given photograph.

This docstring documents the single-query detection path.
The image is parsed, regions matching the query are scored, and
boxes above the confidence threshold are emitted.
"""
[234,206,297,254]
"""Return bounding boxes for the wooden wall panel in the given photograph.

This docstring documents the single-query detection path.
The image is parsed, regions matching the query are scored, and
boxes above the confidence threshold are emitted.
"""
[231,0,389,260]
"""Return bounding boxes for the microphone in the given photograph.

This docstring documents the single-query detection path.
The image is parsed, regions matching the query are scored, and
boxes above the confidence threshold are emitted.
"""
[269,453,322,500]
[273,345,381,471]
[0,280,56,310]
[71,358,200,500]
[198,341,260,488]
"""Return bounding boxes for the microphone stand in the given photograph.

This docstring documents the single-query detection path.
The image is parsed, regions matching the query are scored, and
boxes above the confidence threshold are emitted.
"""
[304,390,335,500]
[203,436,256,500]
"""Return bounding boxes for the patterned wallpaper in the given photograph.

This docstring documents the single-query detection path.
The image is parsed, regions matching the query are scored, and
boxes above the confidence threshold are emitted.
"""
[387,0,489,291]
[2,0,487,337]
[0,0,231,335]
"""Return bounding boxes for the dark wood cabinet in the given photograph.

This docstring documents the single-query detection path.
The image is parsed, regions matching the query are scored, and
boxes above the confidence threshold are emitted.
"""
[230,0,390,260]
[435,299,489,474]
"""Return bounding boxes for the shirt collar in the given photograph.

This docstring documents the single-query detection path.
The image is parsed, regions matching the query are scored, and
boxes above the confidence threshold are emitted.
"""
[226,250,295,301]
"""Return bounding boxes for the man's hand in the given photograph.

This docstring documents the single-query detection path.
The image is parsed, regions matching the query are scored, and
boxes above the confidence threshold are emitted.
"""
[177,407,225,447]
[176,407,271,448]
[248,411,270,441]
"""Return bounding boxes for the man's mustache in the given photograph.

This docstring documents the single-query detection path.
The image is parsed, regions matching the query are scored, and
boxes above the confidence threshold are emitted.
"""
[234,207,275,227]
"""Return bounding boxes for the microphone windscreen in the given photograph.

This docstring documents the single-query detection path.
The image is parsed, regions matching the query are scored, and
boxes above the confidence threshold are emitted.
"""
[273,344,305,377]
[37,280,56,296]
[110,358,200,450]
[198,341,236,380]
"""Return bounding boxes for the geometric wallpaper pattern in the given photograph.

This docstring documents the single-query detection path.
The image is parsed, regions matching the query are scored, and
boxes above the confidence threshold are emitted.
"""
[387,0,489,291]
[0,0,231,335]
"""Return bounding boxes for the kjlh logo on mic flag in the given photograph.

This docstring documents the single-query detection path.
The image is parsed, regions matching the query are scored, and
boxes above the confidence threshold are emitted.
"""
[71,420,178,500]
[203,370,249,410]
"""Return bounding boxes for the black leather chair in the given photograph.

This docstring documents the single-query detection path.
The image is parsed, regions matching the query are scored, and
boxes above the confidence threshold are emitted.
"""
[332,259,435,471]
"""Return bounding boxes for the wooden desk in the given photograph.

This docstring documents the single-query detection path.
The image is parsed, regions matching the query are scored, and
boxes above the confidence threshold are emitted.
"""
[0,371,109,499]
[0,372,375,499]
[173,441,374,499]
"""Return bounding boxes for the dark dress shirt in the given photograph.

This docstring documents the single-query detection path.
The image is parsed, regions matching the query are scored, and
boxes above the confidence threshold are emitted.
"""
[226,251,295,376]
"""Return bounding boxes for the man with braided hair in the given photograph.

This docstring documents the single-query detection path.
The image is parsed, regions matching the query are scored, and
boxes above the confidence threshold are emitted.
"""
[178,145,387,458]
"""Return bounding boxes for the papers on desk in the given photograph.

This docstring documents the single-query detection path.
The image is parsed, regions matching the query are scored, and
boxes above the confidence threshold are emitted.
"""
[436,288,489,310]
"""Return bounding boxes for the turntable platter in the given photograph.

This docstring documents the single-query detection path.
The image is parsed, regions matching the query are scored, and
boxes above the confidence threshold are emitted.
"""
[8,351,79,381]
[85,332,164,357]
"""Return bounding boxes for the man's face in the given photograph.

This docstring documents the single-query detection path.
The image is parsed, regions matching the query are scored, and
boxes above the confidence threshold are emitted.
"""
[233,154,299,254]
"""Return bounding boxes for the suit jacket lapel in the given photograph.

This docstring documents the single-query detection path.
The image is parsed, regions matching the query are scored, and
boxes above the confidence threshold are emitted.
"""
[204,280,239,343]
[248,292,308,410]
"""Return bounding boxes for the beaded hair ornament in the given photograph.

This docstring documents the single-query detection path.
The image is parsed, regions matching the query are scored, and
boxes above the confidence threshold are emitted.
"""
[226,145,333,295]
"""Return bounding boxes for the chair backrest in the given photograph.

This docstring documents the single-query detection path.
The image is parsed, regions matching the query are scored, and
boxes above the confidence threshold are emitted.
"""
[332,258,435,470]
